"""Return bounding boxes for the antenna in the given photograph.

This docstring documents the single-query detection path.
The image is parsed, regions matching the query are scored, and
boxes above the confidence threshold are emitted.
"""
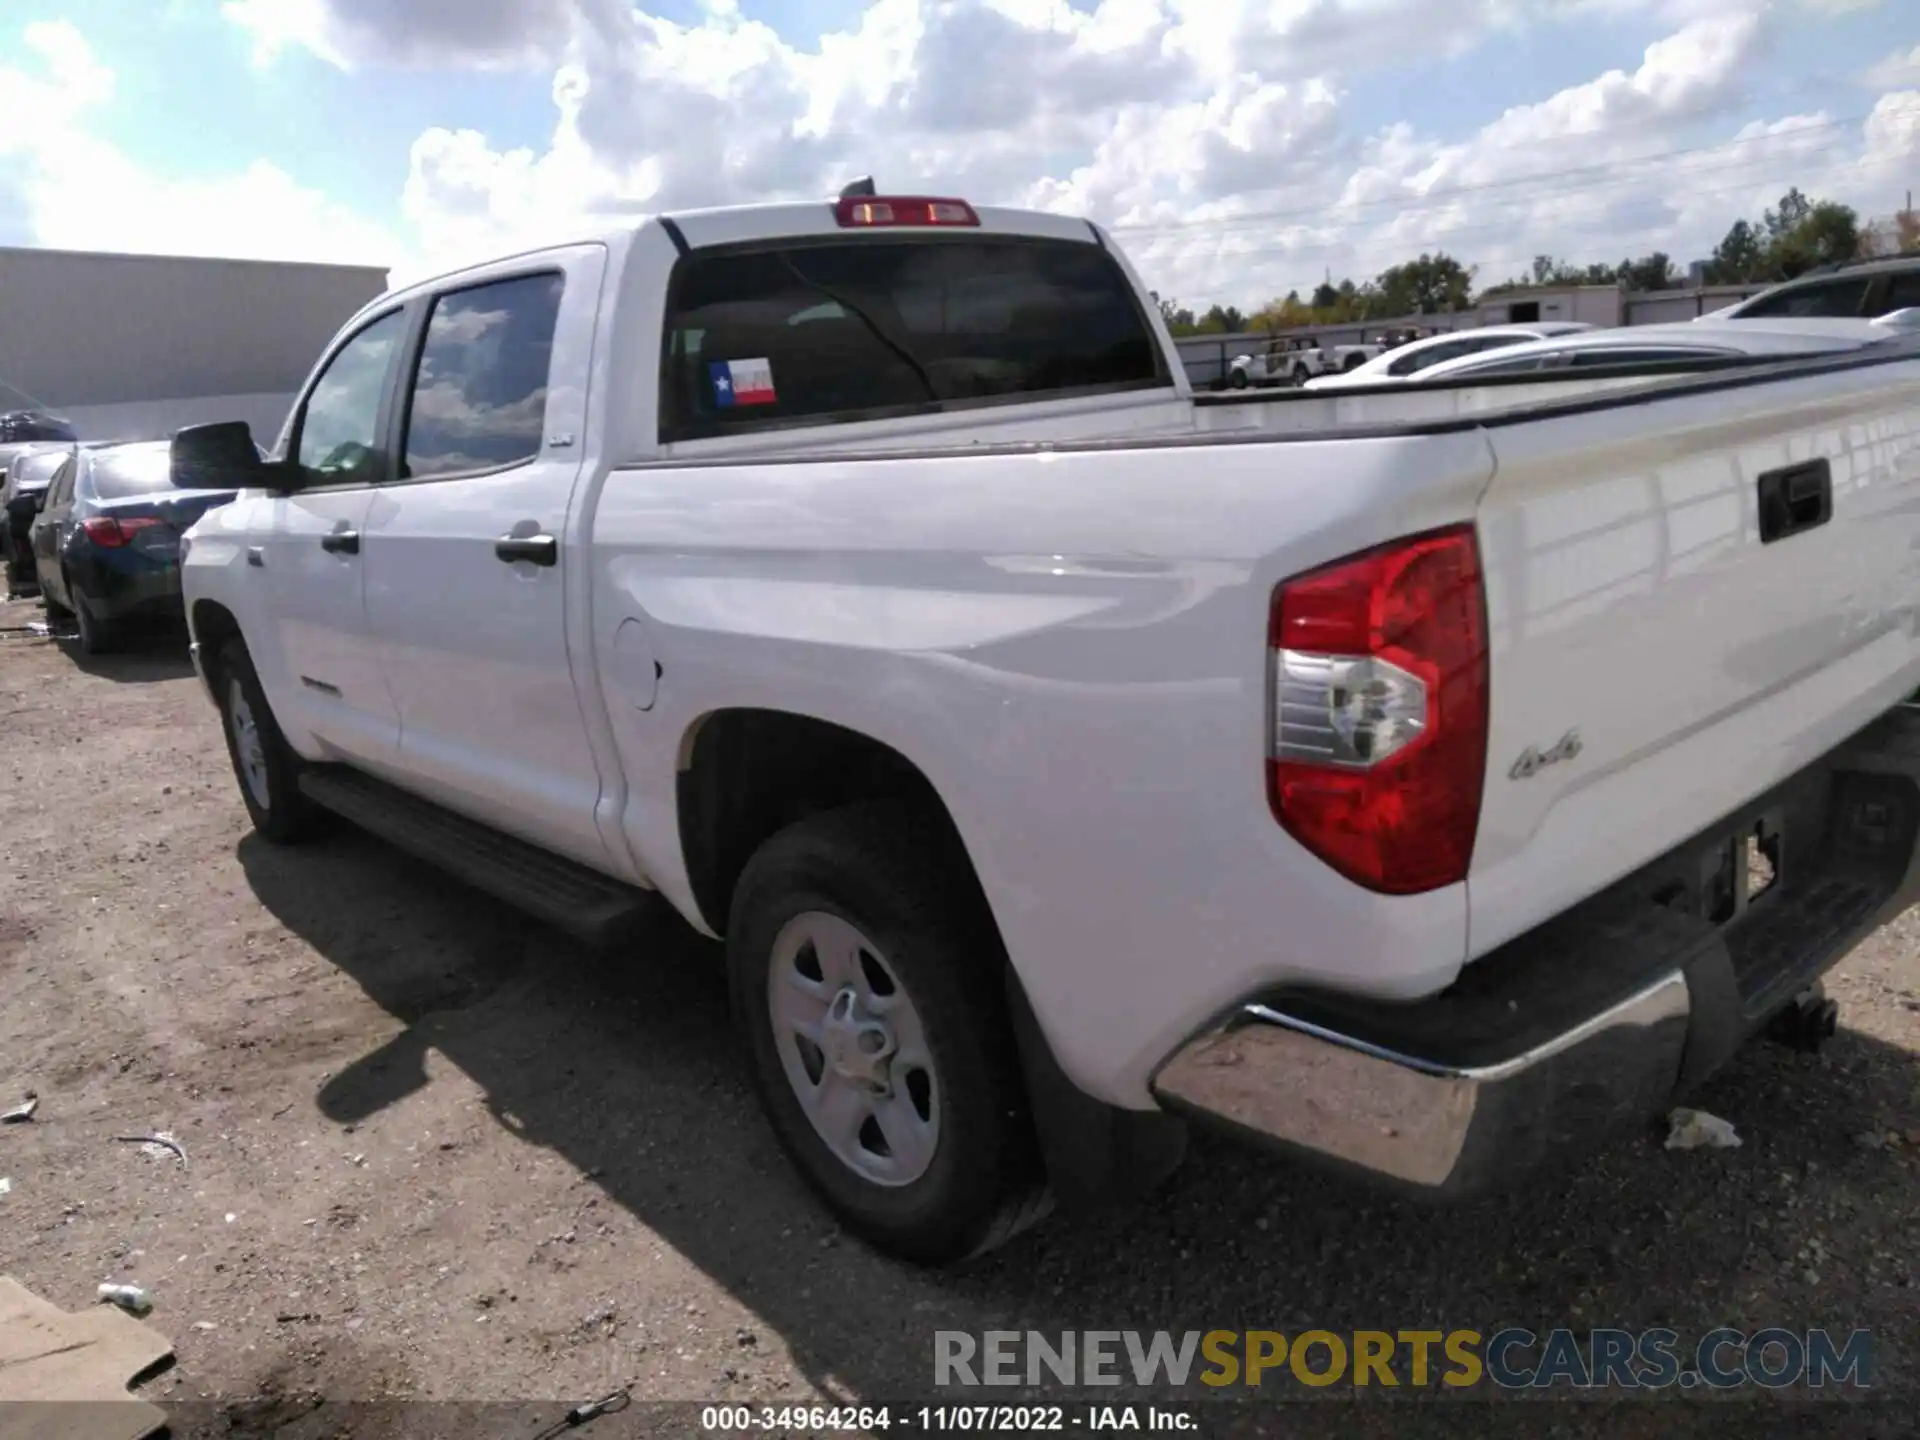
[839,177,877,199]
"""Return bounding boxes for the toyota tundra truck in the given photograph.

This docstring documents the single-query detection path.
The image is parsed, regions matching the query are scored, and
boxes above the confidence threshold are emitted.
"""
[175,189,1920,1264]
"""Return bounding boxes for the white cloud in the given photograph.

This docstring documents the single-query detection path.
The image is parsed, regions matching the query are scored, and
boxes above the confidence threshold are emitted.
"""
[0,20,399,269]
[11,0,1911,320]
[222,0,571,69]
[1862,44,1920,91]
[376,1,1913,303]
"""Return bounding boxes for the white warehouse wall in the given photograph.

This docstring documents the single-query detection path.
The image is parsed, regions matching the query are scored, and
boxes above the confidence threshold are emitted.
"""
[59,392,295,447]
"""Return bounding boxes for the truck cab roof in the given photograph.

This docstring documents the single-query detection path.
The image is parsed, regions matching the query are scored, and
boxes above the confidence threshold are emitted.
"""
[377,198,1112,312]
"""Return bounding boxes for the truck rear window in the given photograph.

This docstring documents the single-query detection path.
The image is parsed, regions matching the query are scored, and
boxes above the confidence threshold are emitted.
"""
[659,236,1168,442]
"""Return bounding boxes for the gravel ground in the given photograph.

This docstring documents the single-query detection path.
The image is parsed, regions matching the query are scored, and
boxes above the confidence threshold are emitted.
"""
[1,592,1917,1439]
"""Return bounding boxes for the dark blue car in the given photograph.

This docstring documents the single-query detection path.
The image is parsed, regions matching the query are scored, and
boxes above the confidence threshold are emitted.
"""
[30,440,237,654]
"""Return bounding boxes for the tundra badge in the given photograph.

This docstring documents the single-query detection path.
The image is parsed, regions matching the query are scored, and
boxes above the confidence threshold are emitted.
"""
[1510,729,1582,780]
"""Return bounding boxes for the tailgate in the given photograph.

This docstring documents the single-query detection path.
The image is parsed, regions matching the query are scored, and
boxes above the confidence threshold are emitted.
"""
[1468,353,1920,955]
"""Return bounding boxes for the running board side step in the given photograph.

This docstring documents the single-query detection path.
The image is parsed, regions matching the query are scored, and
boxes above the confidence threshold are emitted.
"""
[297,766,653,949]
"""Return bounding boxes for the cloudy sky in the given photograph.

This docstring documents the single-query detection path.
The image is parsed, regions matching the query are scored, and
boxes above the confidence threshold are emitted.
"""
[0,1,1914,309]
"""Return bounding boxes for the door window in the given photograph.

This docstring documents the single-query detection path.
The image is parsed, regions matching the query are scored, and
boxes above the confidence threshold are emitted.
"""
[1566,346,1732,366]
[1875,270,1920,313]
[43,457,77,510]
[1734,278,1871,318]
[400,272,565,479]
[1389,335,1528,375]
[293,310,407,486]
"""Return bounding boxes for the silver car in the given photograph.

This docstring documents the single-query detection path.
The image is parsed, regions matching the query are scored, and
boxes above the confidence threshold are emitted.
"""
[1408,316,1914,383]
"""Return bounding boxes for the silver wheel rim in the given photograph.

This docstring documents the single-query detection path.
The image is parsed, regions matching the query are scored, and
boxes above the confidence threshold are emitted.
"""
[228,679,271,810]
[767,911,940,1188]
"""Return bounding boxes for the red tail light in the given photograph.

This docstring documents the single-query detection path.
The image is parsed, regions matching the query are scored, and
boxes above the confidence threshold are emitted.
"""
[833,196,980,228]
[1268,525,1489,894]
[82,516,163,548]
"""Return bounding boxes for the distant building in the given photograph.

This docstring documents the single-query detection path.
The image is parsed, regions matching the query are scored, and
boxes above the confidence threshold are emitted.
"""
[1473,285,1623,328]
[0,246,389,444]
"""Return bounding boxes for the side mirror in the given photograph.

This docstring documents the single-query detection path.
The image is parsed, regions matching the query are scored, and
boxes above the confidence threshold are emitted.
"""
[171,421,276,491]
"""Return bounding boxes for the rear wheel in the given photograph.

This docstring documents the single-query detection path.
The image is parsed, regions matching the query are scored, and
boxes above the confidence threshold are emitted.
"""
[1291,364,1312,386]
[40,570,71,622]
[71,584,115,655]
[214,638,321,843]
[1228,369,1248,390]
[727,801,1050,1264]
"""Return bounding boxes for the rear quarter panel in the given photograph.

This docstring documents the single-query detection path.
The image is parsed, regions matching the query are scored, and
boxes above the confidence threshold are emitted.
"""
[590,429,1498,1107]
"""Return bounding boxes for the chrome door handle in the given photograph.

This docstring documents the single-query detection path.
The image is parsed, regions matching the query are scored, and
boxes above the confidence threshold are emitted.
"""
[320,529,360,555]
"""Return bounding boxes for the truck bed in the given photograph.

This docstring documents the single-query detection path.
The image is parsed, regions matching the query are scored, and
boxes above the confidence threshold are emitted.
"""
[598,337,1920,1106]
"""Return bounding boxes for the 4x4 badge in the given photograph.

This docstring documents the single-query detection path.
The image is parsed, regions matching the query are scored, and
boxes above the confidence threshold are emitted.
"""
[1510,729,1582,780]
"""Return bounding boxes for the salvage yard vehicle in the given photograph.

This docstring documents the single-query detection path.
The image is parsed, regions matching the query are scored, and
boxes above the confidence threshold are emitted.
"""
[1408,315,1913,383]
[1301,321,1593,389]
[178,189,1920,1265]
[1709,252,1920,322]
[1229,335,1384,388]
[1,442,71,592]
[32,439,238,654]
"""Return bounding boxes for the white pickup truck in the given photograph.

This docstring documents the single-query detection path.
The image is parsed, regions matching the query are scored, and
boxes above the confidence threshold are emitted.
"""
[1228,336,1385,388]
[177,190,1920,1265]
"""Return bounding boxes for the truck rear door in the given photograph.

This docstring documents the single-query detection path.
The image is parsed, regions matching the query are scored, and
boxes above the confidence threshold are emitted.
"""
[359,244,615,873]
[1467,353,1920,955]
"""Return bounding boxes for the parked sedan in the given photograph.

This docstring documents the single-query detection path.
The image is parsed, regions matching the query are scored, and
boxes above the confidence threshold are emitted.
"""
[2,443,77,593]
[30,440,238,653]
[1301,321,1595,389]
[1407,315,1912,383]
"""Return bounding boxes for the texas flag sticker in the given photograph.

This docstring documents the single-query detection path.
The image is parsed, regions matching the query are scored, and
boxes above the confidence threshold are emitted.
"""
[710,357,777,407]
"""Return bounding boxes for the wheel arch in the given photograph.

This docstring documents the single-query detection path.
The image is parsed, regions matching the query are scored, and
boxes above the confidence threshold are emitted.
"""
[675,705,1188,1212]
[675,707,986,942]
[189,598,244,701]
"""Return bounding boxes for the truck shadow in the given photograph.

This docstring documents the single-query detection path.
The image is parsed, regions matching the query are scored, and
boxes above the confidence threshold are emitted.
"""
[238,828,1920,1411]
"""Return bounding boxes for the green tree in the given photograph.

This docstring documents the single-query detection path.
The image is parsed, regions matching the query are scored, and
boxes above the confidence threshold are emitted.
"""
[1763,187,1813,242]
[1198,303,1246,333]
[1153,292,1199,334]
[1772,201,1861,277]
[1310,280,1340,310]
[1618,252,1674,291]
[1375,252,1475,314]
[1707,218,1766,283]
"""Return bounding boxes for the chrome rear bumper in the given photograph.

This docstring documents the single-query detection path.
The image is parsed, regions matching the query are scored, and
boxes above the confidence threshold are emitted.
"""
[1151,702,1920,1199]
[1152,972,1690,1195]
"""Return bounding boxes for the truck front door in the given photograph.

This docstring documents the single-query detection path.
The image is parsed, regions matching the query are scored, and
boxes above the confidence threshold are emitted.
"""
[261,307,408,769]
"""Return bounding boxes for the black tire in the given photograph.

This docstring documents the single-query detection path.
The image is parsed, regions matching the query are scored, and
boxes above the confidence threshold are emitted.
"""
[41,575,71,622]
[1228,370,1248,390]
[1342,352,1366,371]
[72,585,115,655]
[1291,364,1312,386]
[212,638,321,843]
[727,801,1050,1264]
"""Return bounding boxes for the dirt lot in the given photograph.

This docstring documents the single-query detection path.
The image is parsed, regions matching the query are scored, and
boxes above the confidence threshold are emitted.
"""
[2,592,1919,1435]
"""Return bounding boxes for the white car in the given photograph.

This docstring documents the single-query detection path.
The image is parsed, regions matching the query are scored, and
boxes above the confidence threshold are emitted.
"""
[179,188,1920,1264]
[1301,322,1594,390]
[1409,316,1908,382]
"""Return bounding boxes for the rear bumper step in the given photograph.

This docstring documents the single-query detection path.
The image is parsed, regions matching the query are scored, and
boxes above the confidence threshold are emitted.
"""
[1152,702,1920,1198]
[297,766,654,949]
